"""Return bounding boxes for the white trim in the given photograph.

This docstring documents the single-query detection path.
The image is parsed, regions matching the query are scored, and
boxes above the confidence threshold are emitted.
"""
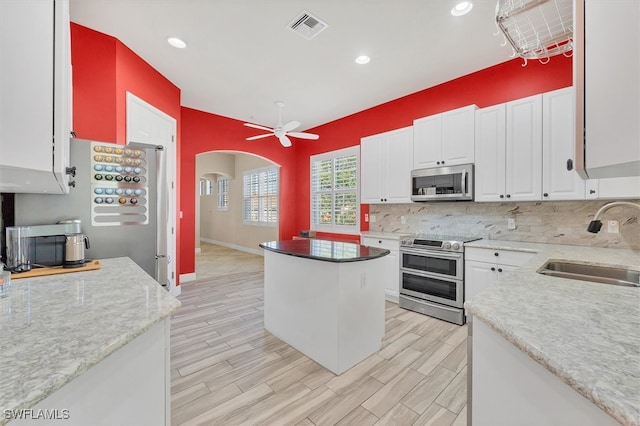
[180,273,197,283]
[200,238,265,256]
[195,247,202,254]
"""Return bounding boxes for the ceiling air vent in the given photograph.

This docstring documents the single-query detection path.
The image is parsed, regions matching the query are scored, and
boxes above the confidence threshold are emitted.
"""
[287,10,328,40]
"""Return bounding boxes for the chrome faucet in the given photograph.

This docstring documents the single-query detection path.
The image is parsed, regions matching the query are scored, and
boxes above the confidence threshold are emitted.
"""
[587,201,640,233]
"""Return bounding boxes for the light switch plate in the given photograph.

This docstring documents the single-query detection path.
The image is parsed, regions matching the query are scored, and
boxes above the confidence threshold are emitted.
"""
[400,216,406,224]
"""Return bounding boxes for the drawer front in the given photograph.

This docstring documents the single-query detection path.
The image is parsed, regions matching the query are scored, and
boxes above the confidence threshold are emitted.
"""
[361,236,399,252]
[465,247,536,267]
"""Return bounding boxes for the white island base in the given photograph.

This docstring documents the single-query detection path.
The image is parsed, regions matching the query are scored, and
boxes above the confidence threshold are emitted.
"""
[263,250,386,375]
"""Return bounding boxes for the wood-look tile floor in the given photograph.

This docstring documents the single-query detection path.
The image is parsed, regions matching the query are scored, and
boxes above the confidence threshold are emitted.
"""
[171,243,468,426]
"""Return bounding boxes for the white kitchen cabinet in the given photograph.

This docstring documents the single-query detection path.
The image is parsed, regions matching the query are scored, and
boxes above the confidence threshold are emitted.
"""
[361,236,400,303]
[360,126,413,204]
[585,175,640,200]
[413,105,477,169]
[464,247,536,311]
[475,95,542,202]
[574,0,640,179]
[542,87,585,200]
[471,319,617,425]
[0,0,71,194]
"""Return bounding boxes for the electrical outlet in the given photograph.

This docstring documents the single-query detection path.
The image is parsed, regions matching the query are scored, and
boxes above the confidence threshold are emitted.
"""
[607,220,619,234]
[400,215,407,224]
[370,215,376,223]
[507,218,516,230]
[364,213,369,222]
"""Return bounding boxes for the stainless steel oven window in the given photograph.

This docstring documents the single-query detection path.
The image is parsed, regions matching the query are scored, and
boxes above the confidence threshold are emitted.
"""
[400,271,464,308]
[400,248,463,279]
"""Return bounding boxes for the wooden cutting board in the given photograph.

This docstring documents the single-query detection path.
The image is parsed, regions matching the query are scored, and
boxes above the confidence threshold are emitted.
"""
[11,260,102,279]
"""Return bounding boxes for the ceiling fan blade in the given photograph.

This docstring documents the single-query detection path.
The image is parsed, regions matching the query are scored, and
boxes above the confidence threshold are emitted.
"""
[287,131,319,140]
[278,134,292,147]
[246,133,274,141]
[244,122,274,132]
[283,120,300,132]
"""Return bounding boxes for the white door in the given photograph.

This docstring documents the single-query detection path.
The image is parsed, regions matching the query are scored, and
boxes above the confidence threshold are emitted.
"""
[474,104,507,202]
[464,260,497,305]
[126,92,178,296]
[505,95,542,201]
[542,87,585,200]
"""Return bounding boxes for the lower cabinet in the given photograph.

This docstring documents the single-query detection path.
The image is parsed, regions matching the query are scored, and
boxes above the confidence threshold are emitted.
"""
[471,319,618,425]
[464,247,536,311]
[361,236,399,302]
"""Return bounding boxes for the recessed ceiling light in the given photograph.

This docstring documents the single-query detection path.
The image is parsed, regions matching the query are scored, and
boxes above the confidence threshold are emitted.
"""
[355,55,371,65]
[167,37,187,49]
[451,1,473,16]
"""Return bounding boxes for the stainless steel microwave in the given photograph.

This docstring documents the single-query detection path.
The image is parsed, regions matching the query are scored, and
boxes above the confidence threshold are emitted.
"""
[411,164,474,202]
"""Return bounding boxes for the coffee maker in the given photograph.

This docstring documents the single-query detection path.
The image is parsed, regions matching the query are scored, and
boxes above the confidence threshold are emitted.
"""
[5,221,83,272]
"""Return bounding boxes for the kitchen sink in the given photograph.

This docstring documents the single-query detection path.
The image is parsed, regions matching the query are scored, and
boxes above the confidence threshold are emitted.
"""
[537,260,640,288]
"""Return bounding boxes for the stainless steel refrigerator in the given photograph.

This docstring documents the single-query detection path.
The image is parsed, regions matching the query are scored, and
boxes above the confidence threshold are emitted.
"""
[14,138,169,287]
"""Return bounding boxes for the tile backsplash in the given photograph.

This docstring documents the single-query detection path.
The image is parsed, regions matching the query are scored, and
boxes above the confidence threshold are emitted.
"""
[369,200,640,250]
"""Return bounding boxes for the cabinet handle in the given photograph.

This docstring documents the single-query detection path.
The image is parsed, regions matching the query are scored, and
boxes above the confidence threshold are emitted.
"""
[506,194,511,198]
[378,240,382,244]
[380,198,384,202]
[494,252,499,256]
[383,198,387,202]
[543,193,549,197]
[590,189,596,194]
[442,160,445,164]
[491,267,496,271]
[498,268,503,273]
[436,161,441,165]
[499,194,504,199]
[566,159,573,171]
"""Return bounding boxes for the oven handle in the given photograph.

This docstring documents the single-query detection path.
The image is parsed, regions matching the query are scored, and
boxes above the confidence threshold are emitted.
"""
[461,168,468,196]
[400,248,463,260]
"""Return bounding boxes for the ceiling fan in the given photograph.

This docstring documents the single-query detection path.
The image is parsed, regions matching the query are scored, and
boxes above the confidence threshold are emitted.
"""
[244,101,319,147]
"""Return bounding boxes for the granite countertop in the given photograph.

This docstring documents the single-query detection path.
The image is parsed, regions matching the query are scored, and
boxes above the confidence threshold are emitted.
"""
[464,242,640,425]
[0,257,181,420]
[260,239,390,262]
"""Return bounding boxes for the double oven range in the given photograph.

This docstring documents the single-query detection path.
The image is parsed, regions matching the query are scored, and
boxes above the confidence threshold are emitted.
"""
[399,234,481,325]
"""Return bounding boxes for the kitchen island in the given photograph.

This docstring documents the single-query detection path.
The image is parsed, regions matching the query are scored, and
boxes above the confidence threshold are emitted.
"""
[0,257,180,425]
[464,241,639,426]
[259,239,389,374]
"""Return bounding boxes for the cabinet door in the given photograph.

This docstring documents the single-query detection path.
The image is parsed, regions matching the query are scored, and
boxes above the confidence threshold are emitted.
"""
[0,1,54,176]
[475,104,507,202]
[505,95,543,201]
[583,0,640,178]
[465,260,497,305]
[587,176,640,199]
[441,105,477,166]
[384,126,413,203]
[413,114,442,169]
[360,134,384,203]
[543,87,585,200]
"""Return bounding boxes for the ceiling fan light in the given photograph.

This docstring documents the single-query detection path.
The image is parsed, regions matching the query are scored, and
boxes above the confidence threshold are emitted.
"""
[167,36,187,49]
[451,1,473,16]
[355,55,371,65]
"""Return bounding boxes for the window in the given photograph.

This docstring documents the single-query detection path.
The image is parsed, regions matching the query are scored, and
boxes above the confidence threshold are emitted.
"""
[243,166,279,226]
[199,178,213,196]
[310,146,359,233]
[217,177,229,211]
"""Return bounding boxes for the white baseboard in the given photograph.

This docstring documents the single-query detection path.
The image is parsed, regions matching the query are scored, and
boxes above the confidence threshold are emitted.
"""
[200,238,264,256]
[180,272,197,283]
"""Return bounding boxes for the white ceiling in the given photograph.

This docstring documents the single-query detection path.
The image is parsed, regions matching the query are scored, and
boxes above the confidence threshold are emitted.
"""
[69,0,514,131]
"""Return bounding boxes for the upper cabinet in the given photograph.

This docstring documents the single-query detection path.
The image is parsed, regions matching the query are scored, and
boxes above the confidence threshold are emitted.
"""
[475,95,542,202]
[413,105,477,169]
[542,87,585,200]
[361,126,413,204]
[0,0,72,194]
[574,0,640,179]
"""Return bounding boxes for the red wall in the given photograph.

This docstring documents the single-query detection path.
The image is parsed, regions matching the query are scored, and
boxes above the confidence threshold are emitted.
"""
[70,23,183,282]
